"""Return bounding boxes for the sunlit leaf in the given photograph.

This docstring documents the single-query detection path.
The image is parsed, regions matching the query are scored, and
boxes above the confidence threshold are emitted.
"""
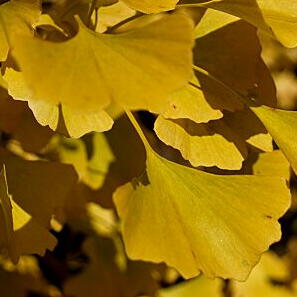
[252,150,290,180]
[155,116,247,169]
[121,0,178,13]
[96,1,136,33]
[114,114,290,280]
[192,0,297,48]
[4,68,113,137]
[12,13,194,114]
[158,275,224,297]
[252,106,297,175]
[162,76,223,123]
[194,8,239,38]
[232,252,295,297]
[57,133,114,190]
[0,86,54,153]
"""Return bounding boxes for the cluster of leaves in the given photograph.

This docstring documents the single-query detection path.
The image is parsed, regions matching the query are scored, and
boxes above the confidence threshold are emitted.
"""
[1,0,297,296]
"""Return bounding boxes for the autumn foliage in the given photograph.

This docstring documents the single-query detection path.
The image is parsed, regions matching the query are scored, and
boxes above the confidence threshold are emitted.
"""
[1,0,297,296]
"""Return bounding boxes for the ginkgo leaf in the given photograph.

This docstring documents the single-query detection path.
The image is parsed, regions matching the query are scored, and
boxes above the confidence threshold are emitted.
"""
[194,8,239,38]
[0,0,40,61]
[113,113,290,280]
[57,133,114,190]
[252,151,290,180]
[191,0,297,48]
[12,13,194,114]
[158,252,296,297]
[223,108,273,152]
[87,202,116,237]
[96,115,146,208]
[251,106,297,176]
[0,149,77,227]
[27,100,59,131]
[162,76,223,123]
[96,1,136,33]
[192,20,277,114]
[62,105,113,138]
[4,68,114,138]
[0,166,56,264]
[0,87,54,153]
[154,116,247,169]
[232,252,296,297]
[121,0,178,13]
[194,20,275,107]
[158,276,224,297]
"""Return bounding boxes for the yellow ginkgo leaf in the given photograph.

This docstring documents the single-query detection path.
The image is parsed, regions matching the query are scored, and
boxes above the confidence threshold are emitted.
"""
[163,76,223,123]
[113,113,290,280]
[0,166,56,264]
[57,133,115,190]
[192,20,277,113]
[232,252,295,297]
[0,87,54,153]
[12,13,194,114]
[96,1,136,33]
[62,105,113,138]
[194,8,239,38]
[193,0,297,48]
[158,276,224,297]
[154,116,247,169]
[223,108,273,152]
[4,68,113,138]
[121,0,178,13]
[252,150,291,181]
[96,115,146,208]
[251,106,297,176]
[194,20,274,105]
[0,0,40,61]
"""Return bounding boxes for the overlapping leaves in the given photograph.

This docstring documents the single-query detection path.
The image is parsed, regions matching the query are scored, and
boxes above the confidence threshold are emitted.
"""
[1,0,297,289]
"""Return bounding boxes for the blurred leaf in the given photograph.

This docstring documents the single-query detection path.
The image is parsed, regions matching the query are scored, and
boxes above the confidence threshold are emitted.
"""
[0,0,40,61]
